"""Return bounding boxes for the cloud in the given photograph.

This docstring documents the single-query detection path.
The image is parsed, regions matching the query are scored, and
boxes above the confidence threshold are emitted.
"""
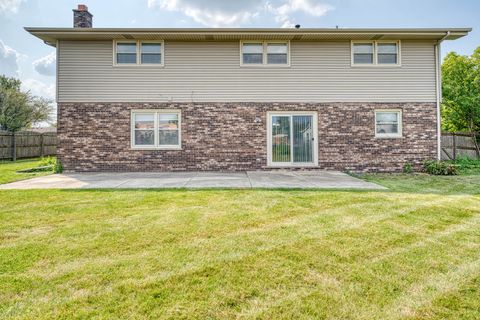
[148,0,261,27]
[0,39,25,77]
[21,78,56,100]
[0,0,24,14]
[33,52,56,76]
[148,0,333,27]
[267,0,334,27]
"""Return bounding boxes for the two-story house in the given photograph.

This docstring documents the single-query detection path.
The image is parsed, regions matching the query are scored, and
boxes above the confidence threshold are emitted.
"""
[26,5,470,172]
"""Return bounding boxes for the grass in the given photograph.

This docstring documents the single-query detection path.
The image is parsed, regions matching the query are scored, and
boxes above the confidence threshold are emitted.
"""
[449,157,480,176]
[360,159,480,195]
[0,158,479,318]
[1,172,480,319]
[0,158,52,184]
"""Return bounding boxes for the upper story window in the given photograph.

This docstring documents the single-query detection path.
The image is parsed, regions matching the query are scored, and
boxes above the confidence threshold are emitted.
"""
[352,41,400,66]
[352,43,374,64]
[114,40,164,66]
[241,41,290,66]
[375,110,402,138]
[242,43,263,64]
[141,43,162,64]
[116,43,137,64]
[267,43,288,64]
[377,43,398,64]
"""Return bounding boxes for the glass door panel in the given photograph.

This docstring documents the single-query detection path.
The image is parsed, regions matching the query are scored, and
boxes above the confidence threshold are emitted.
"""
[271,115,291,163]
[293,115,313,163]
[270,113,315,165]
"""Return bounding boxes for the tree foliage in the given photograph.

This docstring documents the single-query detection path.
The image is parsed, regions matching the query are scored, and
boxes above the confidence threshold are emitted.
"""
[0,75,54,133]
[441,47,480,134]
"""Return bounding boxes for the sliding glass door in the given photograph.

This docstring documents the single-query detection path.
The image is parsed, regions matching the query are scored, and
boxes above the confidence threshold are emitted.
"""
[268,112,317,166]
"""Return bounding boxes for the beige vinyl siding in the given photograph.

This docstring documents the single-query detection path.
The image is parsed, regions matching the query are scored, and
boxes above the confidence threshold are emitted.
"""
[57,40,436,103]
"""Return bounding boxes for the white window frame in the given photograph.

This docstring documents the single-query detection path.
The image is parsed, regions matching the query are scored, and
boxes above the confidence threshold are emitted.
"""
[267,111,318,167]
[351,40,401,67]
[240,40,290,67]
[374,109,403,138]
[113,40,164,67]
[131,109,181,150]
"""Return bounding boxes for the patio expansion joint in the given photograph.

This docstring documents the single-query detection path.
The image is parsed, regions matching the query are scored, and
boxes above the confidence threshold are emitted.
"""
[183,172,199,187]
[246,171,253,188]
[113,179,132,188]
[290,172,318,187]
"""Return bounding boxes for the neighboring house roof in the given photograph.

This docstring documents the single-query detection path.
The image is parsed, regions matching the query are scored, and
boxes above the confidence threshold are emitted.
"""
[0,128,56,134]
[27,127,57,133]
[25,27,471,46]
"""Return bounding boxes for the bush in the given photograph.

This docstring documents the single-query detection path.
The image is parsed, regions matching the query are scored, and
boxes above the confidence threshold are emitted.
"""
[54,159,63,173]
[451,156,480,175]
[403,162,413,173]
[39,156,63,173]
[39,156,56,167]
[453,156,480,169]
[423,160,458,175]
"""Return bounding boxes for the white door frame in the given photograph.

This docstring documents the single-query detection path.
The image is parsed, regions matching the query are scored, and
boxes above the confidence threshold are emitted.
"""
[266,111,318,167]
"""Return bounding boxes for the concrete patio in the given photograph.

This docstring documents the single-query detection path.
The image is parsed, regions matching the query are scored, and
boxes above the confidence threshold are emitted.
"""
[0,171,385,189]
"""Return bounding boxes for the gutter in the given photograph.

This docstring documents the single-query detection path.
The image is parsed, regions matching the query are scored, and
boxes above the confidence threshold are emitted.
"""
[435,31,450,160]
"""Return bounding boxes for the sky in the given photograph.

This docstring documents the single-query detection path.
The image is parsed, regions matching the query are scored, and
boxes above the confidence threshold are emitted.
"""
[0,0,479,104]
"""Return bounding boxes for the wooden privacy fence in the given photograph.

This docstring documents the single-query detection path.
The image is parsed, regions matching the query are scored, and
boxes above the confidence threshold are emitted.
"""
[441,132,479,160]
[0,131,57,160]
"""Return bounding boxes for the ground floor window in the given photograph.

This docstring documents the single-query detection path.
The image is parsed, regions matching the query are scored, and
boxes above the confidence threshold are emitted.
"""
[131,110,181,149]
[375,110,402,138]
[267,112,318,167]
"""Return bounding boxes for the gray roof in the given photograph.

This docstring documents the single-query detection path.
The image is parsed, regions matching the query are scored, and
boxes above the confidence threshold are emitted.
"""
[25,27,471,46]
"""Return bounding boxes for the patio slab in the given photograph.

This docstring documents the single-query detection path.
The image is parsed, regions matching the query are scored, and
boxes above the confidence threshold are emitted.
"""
[0,171,386,190]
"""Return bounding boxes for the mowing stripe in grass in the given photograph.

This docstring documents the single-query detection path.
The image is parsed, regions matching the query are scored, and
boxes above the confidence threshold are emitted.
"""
[389,257,480,319]
[1,189,479,319]
[13,193,462,284]
[238,205,480,319]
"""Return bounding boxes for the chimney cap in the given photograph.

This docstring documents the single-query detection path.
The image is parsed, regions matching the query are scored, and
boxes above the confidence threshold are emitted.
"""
[76,4,88,11]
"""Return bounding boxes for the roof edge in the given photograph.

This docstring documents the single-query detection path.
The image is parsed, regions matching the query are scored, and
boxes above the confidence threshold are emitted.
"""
[24,27,472,33]
[24,27,472,44]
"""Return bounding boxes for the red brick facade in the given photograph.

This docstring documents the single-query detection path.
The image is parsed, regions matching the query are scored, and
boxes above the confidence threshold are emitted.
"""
[57,102,438,172]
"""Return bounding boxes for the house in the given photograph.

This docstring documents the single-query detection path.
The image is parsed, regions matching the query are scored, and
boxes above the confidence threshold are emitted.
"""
[26,5,470,172]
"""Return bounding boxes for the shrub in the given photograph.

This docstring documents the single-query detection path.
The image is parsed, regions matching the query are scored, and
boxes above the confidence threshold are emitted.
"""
[423,160,458,175]
[39,156,56,167]
[451,156,480,175]
[454,156,480,169]
[403,162,413,174]
[54,159,63,173]
[39,156,63,173]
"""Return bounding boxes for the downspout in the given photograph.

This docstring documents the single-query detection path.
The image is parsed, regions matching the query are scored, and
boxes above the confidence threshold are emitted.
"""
[435,31,450,160]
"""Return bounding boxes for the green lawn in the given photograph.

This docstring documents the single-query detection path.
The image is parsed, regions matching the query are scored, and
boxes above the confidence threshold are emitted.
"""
[0,158,52,184]
[1,171,480,319]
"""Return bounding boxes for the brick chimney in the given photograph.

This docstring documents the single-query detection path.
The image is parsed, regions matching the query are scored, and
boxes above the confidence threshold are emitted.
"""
[73,4,93,28]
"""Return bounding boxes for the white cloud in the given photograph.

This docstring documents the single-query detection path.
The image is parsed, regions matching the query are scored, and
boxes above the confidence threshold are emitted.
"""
[148,0,333,27]
[0,0,24,14]
[148,0,261,27]
[0,39,25,77]
[267,0,333,27]
[33,52,56,76]
[281,20,295,28]
[21,78,55,100]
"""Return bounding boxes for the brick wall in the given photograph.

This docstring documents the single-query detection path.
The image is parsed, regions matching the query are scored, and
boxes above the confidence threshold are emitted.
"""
[57,102,437,172]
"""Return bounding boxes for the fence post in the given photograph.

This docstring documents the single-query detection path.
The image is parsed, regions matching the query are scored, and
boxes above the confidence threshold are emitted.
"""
[12,132,16,161]
[452,132,456,160]
[40,133,44,157]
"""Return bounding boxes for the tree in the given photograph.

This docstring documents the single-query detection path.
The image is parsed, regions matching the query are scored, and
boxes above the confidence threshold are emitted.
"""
[0,75,54,160]
[441,47,480,156]
[0,76,21,91]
